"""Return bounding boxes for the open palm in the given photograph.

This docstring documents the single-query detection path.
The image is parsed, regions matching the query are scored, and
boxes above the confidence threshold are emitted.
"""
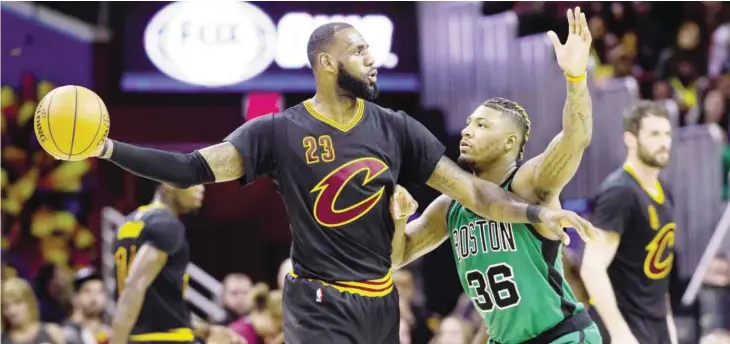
[547,7,592,78]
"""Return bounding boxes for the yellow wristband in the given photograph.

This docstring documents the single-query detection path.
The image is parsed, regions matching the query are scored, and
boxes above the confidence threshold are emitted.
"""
[565,72,587,82]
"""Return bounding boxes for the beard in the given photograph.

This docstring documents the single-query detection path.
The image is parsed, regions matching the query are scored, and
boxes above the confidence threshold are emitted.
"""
[637,143,669,168]
[457,155,477,174]
[337,65,378,101]
[82,304,104,318]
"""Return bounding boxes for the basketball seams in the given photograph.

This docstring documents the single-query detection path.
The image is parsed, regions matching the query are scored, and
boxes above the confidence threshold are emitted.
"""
[68,86,79,159]
[72,91,104,156]
[46,89,64,155]
[36,85,110,161]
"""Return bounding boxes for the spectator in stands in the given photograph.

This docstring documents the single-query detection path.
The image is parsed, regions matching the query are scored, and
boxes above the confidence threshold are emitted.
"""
[716,61,730,102]
[61,268,110,344]
[429,316,474,344]
[276,258,291,291]
[653,79,674,101]
[229,283,283,344]
[607,45,635,79]
[656,21,706,81]
[588,14,619,80]
[1,277,66,344]
[34,263,72,324]
[698,89,728,134]
[393,270,439,344]
[218,273,253,326]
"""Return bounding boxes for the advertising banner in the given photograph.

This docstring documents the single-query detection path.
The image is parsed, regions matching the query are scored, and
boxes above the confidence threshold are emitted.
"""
[121,1,420,93]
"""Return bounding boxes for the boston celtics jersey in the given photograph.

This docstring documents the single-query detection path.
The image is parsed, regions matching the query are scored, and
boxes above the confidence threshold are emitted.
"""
[447,181,584,344]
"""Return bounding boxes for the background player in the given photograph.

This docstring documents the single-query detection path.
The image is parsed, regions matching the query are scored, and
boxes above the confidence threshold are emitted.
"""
[580,101,677,344]
[62,22,593,344]
[390,8,602,343]
[110,184,241,344]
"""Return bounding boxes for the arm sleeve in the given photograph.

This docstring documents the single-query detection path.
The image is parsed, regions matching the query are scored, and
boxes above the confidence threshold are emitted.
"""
[108,142,215,189]
[590,187,636,236]
[398,111,447,185]
[140,215,186,254]
[224,114,277,185]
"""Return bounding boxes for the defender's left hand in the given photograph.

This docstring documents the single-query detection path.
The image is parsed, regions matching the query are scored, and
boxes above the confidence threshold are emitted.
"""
[547,7,592,78]
[390,185,418,220]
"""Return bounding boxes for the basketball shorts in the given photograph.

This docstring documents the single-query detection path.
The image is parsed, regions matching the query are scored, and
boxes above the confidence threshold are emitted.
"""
[488,309,601,344]
[283,272,400,344]
[589,307,670,344]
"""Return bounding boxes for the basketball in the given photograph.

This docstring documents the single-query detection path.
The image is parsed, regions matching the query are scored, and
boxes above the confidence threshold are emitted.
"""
[34,85,110,161]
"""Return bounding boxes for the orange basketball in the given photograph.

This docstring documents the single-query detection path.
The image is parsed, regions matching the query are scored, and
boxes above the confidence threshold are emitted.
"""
[34,85,110,161]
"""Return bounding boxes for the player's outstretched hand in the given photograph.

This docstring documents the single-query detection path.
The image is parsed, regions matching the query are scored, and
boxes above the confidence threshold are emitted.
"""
[546,6,592,78]
[538,207,600,246]
[390,185,418,220]
[206,325,247,344]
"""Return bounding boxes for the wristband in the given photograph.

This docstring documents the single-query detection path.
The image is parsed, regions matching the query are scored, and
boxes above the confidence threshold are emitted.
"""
[565,72,587,82]
[526,205,542,223]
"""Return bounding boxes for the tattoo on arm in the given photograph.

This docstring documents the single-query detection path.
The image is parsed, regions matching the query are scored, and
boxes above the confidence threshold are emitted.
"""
[564,79,592,140]
[198,142,245,182]
[111,245,167,343]
[426,157,543,224]
[531,78,592,200]
[394,196,451,269]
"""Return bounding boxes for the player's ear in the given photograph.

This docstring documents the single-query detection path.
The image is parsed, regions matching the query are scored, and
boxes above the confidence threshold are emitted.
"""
[318,52,337,74]
[504,134,518,152]
[623,131,637,150]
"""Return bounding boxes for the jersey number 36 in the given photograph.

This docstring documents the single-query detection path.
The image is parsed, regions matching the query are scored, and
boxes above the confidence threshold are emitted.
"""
[466,263,521,312]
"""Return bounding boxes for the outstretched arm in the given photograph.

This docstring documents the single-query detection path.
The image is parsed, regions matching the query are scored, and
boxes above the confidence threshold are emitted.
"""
[392,195,452,269]
[94,113,277,188]
[99,140,244,188]
[523,76,592,202]
[425,157,593,244]
[528,6,593,202]
[426,157,541,223]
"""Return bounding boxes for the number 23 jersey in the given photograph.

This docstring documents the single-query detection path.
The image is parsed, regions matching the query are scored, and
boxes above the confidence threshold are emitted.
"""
[447,180,584,344]
[112,204,191,336]
[224,99,445,282]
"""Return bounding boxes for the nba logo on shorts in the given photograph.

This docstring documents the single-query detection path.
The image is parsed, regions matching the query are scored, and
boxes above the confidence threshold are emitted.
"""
[316,288,323,303]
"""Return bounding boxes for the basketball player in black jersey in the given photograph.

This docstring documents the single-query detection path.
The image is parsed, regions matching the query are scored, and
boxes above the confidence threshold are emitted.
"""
[70,23,594,344]
[581,101,677,344]
[110,184,241,344]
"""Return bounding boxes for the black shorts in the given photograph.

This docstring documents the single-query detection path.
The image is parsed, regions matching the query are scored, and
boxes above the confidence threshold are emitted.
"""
[589,307,670,344]
[283,273,400,344]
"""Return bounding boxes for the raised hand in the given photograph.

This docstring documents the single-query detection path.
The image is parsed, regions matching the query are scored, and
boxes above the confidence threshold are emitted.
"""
[547,7,592,78]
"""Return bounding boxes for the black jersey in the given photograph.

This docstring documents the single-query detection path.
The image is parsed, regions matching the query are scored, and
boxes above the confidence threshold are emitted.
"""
[225,99,445,283]
[590,165,675,319]
[112,204,192,341]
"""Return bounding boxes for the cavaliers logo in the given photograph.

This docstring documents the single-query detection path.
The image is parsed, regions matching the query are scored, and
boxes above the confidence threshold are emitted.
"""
[311,158,389,227]
[644,222,676,280]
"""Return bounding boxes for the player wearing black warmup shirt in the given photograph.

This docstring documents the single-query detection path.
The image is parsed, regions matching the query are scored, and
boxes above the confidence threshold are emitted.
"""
[110,185,240,344]
[83,23,593,344]
[581,101,677,344]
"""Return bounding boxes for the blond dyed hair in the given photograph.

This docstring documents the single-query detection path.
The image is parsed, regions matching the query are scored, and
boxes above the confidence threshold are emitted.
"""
[2,277,40,328]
